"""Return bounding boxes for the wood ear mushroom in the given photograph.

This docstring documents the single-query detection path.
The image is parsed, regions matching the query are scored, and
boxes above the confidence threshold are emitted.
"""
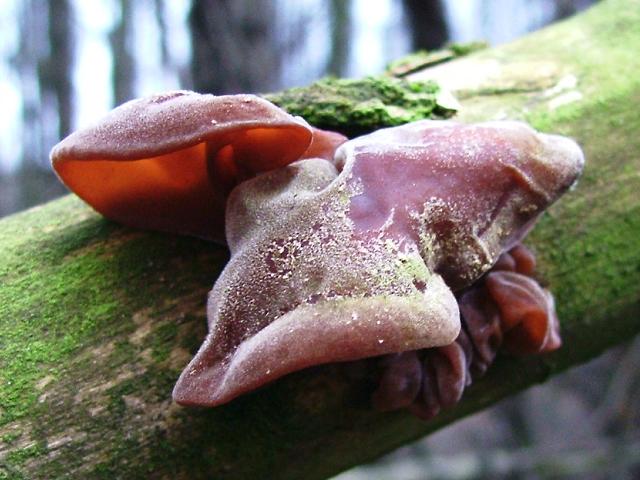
[50,90,313,242]
[172,119,584,410]
[51,92,584,419]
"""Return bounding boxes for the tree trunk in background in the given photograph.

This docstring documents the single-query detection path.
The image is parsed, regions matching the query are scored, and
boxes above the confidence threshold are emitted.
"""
[555,0,582,19]
[12,0,69,212]
[189,0,280,94]
[16,0,48,167]
[40,0,74,141]
[402,0,448,50]
[15,0,74,163]
[327,0,352,77]
[110,0,136,105]
[154,0,192,89]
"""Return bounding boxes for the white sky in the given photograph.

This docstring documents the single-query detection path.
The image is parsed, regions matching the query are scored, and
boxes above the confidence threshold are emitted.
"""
[443,0,556,44]
[73,0,192,127]
[349,0,410,78]
[73,0,116,130]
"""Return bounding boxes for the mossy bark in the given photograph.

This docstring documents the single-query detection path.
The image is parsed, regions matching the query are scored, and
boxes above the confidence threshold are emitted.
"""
[1,0,639,478]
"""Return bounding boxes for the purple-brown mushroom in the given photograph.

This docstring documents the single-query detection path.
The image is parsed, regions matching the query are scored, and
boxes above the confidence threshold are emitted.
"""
[171,119,584,408]
[374,243,563,420]
[50,90,313,242]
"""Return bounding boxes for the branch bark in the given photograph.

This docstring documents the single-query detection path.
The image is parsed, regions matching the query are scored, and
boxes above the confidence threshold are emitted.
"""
[1,0,639,478]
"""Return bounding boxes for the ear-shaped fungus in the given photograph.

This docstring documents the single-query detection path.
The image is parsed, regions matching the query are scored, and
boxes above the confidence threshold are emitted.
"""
[50,90,313,241]
[173,119,584,407]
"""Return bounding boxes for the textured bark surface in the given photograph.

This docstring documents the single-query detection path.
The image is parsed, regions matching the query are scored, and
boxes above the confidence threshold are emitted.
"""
[1,0,639,478]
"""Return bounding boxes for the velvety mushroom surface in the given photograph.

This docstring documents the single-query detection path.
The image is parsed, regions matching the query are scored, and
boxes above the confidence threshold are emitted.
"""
[51,90,313,241]
[172,120,584,408]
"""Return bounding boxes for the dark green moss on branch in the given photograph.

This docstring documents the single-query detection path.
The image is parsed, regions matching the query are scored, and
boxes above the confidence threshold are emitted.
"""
[264,76,457,137]
[0,197,226,478]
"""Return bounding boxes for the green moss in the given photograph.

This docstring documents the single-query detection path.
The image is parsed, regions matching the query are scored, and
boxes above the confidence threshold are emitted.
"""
[6,443,44,465]
[86,367,197,479]
[148,322,179,362]
[448,41,488,57]
[0,201,117,424]
[521,63,640,367]
[0,465,26,480]
[91,437,143,479]
[0,469,20,480]
[535,203,640,321]
[1,432,21,444]
[395,252,431,284]
[265,76,457,138]
[0,197,221,429]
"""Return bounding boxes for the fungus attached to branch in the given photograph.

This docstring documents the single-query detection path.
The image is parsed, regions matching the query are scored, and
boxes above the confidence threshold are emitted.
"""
[171,119,584,408]
[51,92,584,419]
[373,244,563,420]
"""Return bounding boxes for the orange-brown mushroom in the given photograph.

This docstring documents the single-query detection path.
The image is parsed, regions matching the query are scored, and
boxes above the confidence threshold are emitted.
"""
[300,127,348,160]
[50,90,313,241]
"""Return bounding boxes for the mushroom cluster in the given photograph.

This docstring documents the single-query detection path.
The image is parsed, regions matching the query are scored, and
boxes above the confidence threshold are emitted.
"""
[51,90,584,419]
[373,244,561,419]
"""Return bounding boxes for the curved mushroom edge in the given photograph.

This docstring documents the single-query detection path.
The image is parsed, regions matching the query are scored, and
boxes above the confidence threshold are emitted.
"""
[173,119,584,409]
[50,90,313,242]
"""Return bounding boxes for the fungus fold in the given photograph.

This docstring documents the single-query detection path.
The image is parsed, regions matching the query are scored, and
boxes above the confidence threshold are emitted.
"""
[373,244,563,419]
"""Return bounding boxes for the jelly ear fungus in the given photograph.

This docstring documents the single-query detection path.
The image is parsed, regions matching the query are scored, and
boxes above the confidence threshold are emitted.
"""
[50,93,583,417]
[374,244,563,420]
[50,90,313,242]
[173,120,584,410]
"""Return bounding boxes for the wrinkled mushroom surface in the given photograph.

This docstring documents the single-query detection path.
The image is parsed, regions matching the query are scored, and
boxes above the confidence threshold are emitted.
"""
[172,119,584,407]
[51,90,313,241]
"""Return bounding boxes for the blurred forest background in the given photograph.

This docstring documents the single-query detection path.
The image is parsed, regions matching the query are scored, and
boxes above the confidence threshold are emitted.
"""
[0,0,598,216]
[2,1,639,479]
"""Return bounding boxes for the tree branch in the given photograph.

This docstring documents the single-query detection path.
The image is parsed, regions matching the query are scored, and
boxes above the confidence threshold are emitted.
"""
[1,0,639,478]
